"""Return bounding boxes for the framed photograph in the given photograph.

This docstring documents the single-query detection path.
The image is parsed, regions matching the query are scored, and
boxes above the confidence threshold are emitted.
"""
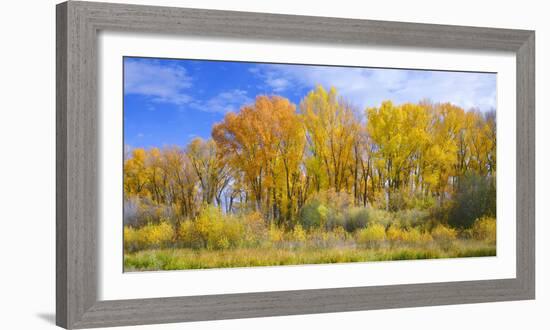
[56,1,535,328]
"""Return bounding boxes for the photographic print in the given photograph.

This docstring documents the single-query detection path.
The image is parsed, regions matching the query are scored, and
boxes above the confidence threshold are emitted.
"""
[123,57,497,272]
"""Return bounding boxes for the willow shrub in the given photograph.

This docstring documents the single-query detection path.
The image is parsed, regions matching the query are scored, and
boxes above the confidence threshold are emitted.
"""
[356,223,386,247]
[178,205,244,250]
[241,211,267,246]
[268,224,284,245]
[386,225,403,243]
[384,225,433,245]
[472,216,496,244]
[124,221,174,252]
[431,224,457,243]
[291,224,307,243]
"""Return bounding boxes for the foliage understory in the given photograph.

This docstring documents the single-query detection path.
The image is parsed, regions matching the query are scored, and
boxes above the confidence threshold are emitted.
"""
[123,206,496,271]
[124,242,496,271]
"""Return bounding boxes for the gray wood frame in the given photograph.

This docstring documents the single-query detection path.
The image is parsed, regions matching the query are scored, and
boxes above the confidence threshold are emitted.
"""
[56,1,535,328]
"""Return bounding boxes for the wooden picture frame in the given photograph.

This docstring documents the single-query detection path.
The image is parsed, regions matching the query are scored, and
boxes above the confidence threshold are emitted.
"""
[56,1,535,328]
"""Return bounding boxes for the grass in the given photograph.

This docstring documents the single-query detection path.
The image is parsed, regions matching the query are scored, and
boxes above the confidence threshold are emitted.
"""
[124,240,496,271]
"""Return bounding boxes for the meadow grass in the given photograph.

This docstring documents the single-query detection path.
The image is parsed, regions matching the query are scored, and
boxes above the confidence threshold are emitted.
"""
[124,240,496,271]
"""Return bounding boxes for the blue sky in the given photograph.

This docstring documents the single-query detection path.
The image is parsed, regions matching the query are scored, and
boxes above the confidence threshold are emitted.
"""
[124,57,496,149]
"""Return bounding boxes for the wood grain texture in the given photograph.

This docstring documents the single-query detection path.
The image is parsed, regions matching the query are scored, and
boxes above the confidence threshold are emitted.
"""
[56,3,68,328]
[515,32,536,297]
[57,1,99,327]
[73,1,532,51]
[56,1,535,328]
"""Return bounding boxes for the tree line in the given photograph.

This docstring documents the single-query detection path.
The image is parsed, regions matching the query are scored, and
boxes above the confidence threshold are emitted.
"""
[124,85,496,228]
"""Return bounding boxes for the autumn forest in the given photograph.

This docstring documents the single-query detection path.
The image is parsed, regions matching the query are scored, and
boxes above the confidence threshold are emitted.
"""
[123,65,497,271]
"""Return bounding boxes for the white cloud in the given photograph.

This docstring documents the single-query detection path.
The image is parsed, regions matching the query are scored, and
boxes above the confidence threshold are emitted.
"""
[124,59,254,115]
[266,77,291,92]
[249,66,293,93]
[190,89,253,114]
[124,59,193,105]
[255,64,496,112]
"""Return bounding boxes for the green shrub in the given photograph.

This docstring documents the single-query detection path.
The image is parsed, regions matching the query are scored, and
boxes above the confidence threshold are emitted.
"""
[380,189,436,212]
[394,209,429,228]
[325,212,345,231]
[299,190,353,230]
[448,174,496,228]
[299,199,327,229]
[366,208,393,227]
[342,207,370,232]
[428,200,453,227]
[472,216,496,244]
[409,193,437,210]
